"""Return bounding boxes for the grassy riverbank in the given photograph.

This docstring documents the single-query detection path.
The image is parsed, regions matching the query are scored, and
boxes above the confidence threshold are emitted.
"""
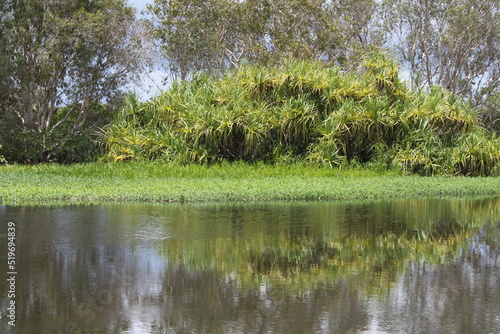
[1,162,499,205]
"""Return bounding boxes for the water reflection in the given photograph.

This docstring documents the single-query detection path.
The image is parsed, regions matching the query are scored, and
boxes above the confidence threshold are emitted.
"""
[0,198,499,333]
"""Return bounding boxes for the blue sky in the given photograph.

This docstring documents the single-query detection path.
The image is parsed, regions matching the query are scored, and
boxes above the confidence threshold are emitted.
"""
[125,0,170,99]
[128,0,153,13]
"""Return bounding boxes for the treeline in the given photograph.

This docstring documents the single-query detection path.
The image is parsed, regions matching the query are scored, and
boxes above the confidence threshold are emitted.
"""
[145,0,499,127]
[0,0,499,169]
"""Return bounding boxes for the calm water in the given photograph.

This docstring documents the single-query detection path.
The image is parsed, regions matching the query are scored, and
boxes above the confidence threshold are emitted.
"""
[1,198,500,334]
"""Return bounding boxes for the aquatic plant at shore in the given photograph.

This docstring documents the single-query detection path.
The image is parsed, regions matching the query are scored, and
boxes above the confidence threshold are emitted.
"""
[101,52,500,176]
[1,162,500,205]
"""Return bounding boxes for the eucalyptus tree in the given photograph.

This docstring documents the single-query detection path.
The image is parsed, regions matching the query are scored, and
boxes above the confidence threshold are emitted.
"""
[322,0,382,66]
[145,0,381,78]
[258,0,337,62]
[145,0,282,78]
[382,0,500,126]
[145,0,226,80]
[0,0,144,163]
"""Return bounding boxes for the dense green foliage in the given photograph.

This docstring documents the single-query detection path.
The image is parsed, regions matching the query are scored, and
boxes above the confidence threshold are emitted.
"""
[1,1,497,164]
[0,0,141,163]
[102,53,500,176]
[2,162,500,204]
[145,0,375,79]
[146,0,499,128]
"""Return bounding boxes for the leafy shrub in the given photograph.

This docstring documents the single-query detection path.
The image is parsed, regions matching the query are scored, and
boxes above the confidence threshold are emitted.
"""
[101,52,500,176]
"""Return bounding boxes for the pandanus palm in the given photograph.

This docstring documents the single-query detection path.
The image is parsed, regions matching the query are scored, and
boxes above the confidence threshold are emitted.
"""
[101,52,500,176]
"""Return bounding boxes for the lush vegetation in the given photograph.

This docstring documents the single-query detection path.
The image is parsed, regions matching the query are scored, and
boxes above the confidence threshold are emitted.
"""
[0,0,141,163]
[1,0,498,164]
[147,0,500,131]
[1,162,500,205]
[102,53,500,176]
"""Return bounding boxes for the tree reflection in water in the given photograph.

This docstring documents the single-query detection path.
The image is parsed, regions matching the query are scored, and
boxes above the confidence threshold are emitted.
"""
[0,198,499,333]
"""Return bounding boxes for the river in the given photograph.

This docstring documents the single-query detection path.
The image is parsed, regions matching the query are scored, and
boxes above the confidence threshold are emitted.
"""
[1,198,499,333]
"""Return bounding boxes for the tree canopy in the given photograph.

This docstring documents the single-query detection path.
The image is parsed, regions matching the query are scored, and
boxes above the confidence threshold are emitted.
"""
[145,0,379,78]
[0,0,143,163]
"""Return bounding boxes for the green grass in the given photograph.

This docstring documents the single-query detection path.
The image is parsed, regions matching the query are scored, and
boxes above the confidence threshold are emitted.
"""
[1,162,499,205]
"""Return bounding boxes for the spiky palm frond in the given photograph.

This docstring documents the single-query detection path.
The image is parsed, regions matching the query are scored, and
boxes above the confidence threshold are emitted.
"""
[99,52,499,176]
